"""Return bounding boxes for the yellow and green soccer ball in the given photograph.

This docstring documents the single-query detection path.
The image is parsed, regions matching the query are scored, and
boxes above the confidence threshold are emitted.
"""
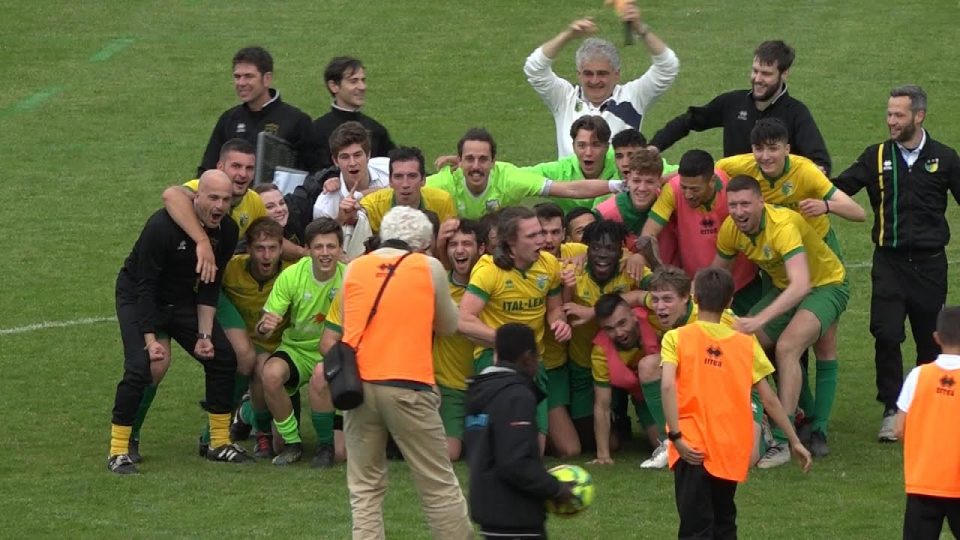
[545,464,595,516]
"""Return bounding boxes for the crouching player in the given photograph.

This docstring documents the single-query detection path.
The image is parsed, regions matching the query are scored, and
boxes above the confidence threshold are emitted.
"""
[254,218,345,466]
[662,268,811,538]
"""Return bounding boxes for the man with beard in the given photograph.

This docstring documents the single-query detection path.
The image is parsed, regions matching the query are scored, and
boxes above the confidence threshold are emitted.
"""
[432,219,487,461]
[198,46,320,175]
[427,128,624,219]
[833,85,960,443]
[253,218,345,466]
[713,176,848,467]
[108,171,248,474]
[561,220,643,463]
[650,40,831,174]
[459,207,571,452]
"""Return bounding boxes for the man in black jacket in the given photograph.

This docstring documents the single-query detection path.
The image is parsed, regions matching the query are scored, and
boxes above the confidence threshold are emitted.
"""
[466,323,573,539]
[198,46,321,176]
[650,40,831,174]
[313,56,395,171]
[107,171,253,474]
[833,84,960,442]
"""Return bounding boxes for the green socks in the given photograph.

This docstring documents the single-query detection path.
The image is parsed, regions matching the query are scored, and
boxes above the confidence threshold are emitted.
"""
[253,409,273,434]
[311,411,336,446]
[274,412,302,445]
[812,360,838,435]
[772,414,795,445]
[232,374,249,407]
[131,384,159,440]
[640,380,666,440]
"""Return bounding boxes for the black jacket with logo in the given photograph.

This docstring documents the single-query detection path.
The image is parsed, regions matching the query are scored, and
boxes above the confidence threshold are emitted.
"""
[465,365,560,530]
[834,133,960,251]
[198,89,321,175]
[650,87,831,174]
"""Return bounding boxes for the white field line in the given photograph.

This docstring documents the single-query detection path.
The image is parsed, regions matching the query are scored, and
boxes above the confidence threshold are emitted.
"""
[0,258,954,335]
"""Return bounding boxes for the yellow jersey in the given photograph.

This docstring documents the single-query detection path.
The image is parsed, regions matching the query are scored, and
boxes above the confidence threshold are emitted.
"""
[716,204,845,290]
[183,179,266,237]
[716,153,836,238]
[359,186,456,233]
[466,252,562,359]
[542,242,589,370]
[568,266,641,369]
[221,254,292,351]
[433,275,475,391]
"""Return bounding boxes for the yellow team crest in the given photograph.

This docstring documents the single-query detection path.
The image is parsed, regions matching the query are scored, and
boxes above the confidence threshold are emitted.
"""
[925,158,939,173]
[264,122,280,135]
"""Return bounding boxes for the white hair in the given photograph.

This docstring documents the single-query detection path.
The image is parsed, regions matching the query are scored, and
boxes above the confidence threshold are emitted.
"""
[575,37,620,72]
[379,206,433,252]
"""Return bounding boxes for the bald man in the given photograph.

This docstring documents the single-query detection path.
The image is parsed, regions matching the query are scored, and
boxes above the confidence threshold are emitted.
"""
[107,170,253,474]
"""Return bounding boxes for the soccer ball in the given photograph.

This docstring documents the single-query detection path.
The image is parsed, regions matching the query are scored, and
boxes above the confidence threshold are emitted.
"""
[545,464,595,516]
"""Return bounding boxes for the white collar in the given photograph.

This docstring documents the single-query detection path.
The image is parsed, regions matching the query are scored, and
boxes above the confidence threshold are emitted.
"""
[896,129,927,154]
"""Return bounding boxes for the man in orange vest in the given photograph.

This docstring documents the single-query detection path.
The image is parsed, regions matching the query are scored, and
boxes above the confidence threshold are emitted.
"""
[332,205,472,539]
[894,305,960,539]
[661,267,811,538]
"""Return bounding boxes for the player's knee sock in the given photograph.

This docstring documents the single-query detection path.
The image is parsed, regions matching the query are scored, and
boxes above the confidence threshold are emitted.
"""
[274,412,302,445]
[640,381,666,440]
[110,424,132,457]
[310,411,335,446]
[208,413,231,448]
[253,409,272,434]
[131,384,158,440]
[772,414,795,445]
[798,363,815,420]
[812,360,838,435]
[239,399,255,426]
[232,374,249,408]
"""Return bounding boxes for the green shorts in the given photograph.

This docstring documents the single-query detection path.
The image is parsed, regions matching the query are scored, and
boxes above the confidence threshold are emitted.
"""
[568,362,594,420]
[271,346,320,396]
[546,364,571,410]
[751,389,764,424]
[479,349,549,434]
[216,292,246,330]
[750,282,850,342]
[438,385,466,440]
[823,228,845,262]
[731,273,765,317]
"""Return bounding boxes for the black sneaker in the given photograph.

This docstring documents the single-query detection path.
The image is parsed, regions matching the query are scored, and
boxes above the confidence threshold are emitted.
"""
[272,442,303,466]
[311,443,336,469]
[107,454,139,475]
[230,400,253,442]
[197,436,210,457]
[128,437,142,464]
[796,419,813,448]
[206,442,255,464]
[253,432,275,459]
[809,430,830,458]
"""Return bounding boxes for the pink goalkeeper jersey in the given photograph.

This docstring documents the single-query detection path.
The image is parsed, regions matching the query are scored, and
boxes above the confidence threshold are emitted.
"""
[650,170,757,291]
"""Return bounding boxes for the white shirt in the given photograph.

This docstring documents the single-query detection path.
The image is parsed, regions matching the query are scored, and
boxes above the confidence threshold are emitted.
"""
[896,129,927,169]
[896,353,960,412]
[523,46,680,158]
[312,157,391,220]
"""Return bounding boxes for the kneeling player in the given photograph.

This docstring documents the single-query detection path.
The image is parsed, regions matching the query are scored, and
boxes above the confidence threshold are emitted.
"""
[255,218,345,466]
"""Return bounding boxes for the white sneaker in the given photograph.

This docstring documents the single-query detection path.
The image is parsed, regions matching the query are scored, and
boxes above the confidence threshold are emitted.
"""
[756,443,791,469]
[640,441,669,469]
[878,413,898,442]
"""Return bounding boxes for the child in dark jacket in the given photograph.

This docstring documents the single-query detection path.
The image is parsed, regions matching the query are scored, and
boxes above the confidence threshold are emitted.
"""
[465,323,573,540]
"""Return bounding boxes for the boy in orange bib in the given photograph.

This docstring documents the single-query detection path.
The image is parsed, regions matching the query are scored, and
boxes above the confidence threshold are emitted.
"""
[661,267,811,538]
[895,306,960,539]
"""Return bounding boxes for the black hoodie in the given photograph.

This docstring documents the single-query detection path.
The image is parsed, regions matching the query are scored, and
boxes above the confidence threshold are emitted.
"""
[465,365,562,530]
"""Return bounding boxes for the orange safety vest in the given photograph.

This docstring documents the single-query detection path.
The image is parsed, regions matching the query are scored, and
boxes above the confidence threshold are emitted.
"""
[904,363,960,498]
[342,251,437,385]
[666,324,755,482]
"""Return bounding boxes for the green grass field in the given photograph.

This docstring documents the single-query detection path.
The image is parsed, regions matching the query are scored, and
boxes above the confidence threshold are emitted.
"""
[3,1,960,537]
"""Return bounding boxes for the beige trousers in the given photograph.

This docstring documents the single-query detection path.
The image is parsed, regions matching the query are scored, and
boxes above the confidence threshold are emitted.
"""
[344,382,473,540]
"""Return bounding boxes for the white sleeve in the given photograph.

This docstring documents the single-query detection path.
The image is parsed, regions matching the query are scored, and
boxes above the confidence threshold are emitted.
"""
[523,46,576,114]
[313,191,343,220]
[344,211,372,261]
[618,47,680,112]
[897,366,923,412]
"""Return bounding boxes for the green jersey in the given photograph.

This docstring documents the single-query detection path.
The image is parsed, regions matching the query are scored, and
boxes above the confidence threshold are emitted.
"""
[264,257,346,354]
[426,161,547,219]
[526,153,619,213]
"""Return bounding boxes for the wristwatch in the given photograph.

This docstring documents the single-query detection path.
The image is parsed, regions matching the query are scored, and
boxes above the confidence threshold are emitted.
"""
[667,430,683,442]
[197,332,212,340]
